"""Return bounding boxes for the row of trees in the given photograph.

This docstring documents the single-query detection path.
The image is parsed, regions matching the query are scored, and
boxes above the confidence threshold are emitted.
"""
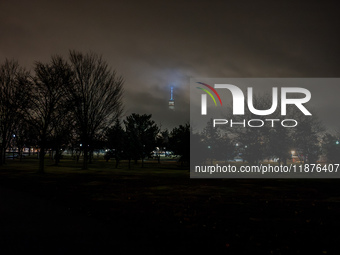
[193,95,340,165]
[0,51,123,172]
[106,116,190,168]
[0,52,191,172]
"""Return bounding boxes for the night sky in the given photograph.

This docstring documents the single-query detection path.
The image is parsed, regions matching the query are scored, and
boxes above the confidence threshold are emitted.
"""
[1,0,339,130]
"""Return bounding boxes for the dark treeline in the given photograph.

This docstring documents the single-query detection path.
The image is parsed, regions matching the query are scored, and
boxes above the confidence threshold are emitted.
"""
[0,51,190,172]
[105,116,190,168]
[193,94,340,165]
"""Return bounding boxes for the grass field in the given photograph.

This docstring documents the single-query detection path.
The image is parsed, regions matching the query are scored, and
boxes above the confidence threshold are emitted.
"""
[1,157,340,254]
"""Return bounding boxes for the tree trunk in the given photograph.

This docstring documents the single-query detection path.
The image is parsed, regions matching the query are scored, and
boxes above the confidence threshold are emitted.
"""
[89,150,93,164]
[54,149,60,166]
[115,154,120,168]
[0,136,7,165]
[18,147,23,161]
[0,147,3,166]
[38,147,45,174]
[83,147,88,169]
[1,140,7,165]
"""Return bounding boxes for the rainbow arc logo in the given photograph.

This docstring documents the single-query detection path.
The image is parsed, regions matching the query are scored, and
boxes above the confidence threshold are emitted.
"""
[196,82,222,109]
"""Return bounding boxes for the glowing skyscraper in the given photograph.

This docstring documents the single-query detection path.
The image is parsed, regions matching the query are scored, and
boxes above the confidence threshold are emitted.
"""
[169,86,175,110]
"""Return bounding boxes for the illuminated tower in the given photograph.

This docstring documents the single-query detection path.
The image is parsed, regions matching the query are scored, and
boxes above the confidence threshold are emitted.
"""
[169,86,175,110]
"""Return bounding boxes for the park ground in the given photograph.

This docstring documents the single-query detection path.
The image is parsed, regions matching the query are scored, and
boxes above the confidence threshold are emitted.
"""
[0,157,340,254]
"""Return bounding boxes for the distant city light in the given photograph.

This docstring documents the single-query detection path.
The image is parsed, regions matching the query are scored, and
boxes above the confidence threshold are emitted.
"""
[169,86,175,110]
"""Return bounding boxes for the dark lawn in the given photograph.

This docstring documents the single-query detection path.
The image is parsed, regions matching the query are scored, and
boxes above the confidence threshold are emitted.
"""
[0,157,339,254]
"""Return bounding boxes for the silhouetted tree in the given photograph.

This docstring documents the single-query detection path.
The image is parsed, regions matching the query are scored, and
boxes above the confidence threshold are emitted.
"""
[322,133,340,163]
[28,56,72,173]
[124,113,159,168]
[190,131,207,165]
[202,119,219,163]
[67,50,124,169]
[229,95,274,164]
[191,121,234,165]
[13,119,31,160]
[292,112,324,164]
[268,124,292,165]
[0,59,30,165]
[217,134,236,163]
[106,119,125,168]
[155,129,169,163]
[49,109,75,165]
[168,123,190,165]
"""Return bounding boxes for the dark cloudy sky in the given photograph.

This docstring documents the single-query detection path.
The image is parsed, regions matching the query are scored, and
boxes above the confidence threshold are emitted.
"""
[1,0,339,130]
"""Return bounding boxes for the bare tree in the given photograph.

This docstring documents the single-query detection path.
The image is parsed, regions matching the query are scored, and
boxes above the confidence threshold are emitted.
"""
[28,56,72,173]
[49,108,75,166]
[0,59,30,165]
[67,50,124,169]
